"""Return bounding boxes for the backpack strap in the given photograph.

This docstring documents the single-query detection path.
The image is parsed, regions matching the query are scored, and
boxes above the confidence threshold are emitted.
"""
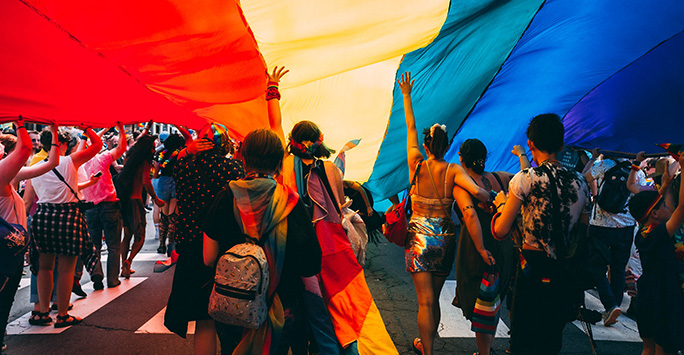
[491,171,506,193]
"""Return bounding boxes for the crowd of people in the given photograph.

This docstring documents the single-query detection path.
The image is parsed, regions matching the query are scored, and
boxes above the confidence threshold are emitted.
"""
[0,66,682,355]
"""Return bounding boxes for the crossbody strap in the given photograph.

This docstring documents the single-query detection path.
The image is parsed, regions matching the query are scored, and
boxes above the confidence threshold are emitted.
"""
[425,160,452,217]
[52,168,83,202]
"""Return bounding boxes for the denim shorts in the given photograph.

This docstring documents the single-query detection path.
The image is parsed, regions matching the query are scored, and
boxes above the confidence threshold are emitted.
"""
[153,175,177,201]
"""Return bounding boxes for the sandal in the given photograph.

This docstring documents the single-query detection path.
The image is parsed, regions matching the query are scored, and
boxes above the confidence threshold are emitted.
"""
[28,311,52,326]
[54,314,82,328]
[412,338,424,355]
[51,303,74,311]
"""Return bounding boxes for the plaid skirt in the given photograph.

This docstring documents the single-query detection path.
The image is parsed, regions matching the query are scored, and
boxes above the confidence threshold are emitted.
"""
[30,202,99,273]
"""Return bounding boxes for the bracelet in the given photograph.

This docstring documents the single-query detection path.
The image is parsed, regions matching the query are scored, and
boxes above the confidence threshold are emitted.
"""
[266,85,281,101]
[518,153,527,159]
[16,126,26,130]
[631,163,640,172]
[496,202,505,210]
[491,211,506,240]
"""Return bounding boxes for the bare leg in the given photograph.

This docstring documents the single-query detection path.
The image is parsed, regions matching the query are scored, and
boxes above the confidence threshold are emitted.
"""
[37,253,56,314]
[121,226,132,263]
[475,333,494,355]
[641,338,655,355]
[411,272,438,355]
[194,319,217,355]
[126,225,145,266]
[431,274,447,334]
[56,255,78,316]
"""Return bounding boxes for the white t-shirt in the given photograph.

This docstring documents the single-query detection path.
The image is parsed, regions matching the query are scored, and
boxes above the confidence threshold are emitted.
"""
[31,156,79,204]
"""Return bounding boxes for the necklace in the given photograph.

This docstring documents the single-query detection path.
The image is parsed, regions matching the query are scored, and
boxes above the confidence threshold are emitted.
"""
[541,158,560,166]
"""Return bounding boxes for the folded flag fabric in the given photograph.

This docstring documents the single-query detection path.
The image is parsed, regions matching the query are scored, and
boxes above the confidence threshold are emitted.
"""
[334,139,362,177]
[657,143,682,159]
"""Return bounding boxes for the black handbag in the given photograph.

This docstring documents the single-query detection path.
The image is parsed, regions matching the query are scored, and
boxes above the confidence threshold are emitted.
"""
[52,168,95,211]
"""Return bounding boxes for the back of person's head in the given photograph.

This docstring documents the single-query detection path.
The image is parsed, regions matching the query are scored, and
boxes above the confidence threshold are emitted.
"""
[197,123,234,157]
[629,190,664,224]
[422,123,449,159]
[241,129,284,174]
[163,133,185,153]
[288,120,335,159]
[0,134,17,157]
[459,138,487,174]
[526,113,564,154]
[40,127,71,151]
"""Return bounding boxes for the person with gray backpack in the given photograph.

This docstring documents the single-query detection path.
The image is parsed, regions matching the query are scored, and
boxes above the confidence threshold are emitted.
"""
[582,148,646,326]
[202,129,322,354]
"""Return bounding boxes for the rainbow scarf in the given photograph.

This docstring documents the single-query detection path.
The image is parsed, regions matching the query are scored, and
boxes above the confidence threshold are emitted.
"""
[229,177,299,354]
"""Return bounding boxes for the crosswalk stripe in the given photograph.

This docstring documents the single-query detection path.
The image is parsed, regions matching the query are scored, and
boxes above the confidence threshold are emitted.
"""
[438,280,511,338]
[101,252,167,262]
[7,277,146,335]
[136,307,195,334]
[572,291,641,342]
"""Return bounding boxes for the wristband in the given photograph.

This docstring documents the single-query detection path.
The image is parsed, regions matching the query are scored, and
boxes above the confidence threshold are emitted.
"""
[491,211,506,240]
[631,163,640,172]
[16,126,26,130]
[496,202,505,210]
[266,86,281,101]
[518,153,527,159]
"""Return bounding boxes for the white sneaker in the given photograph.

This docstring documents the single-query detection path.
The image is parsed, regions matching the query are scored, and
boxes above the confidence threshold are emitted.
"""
[603,307,621,326]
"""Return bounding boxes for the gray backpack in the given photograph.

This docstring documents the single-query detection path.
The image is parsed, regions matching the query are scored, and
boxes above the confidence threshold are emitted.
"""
[208,241,270,329]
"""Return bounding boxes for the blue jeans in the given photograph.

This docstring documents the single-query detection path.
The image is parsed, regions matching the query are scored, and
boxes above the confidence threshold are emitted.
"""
[589,225,634,311]
[84,201,122,286]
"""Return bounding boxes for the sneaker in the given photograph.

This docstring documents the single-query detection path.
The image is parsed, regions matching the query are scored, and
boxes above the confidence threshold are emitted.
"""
[157,245,167,254]
[72,281,87,298]
[603,306,621,326]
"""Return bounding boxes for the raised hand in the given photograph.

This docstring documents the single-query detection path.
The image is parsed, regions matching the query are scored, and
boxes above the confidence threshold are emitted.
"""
[14,115,25,129]
[397,72,414,97]
[267,66,289,85]
[635,151,646,163]
[512,145,526,157]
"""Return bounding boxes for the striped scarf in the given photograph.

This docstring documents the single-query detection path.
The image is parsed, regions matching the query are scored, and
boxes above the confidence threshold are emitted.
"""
[229,177,299,354]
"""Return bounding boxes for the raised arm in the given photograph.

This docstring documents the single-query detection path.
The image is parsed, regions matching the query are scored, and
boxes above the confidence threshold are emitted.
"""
[138,120,152,138]
[582,148,600,183]
[627,151,654,194]
[13,124,60,182]
[176,125,193,146]
[267,66,289,148]
[0,117,32,189]
[453,185,493,265]
[112,122,128,161]
[71,127,103,168]
[398,72,424,172]
[666,153,684,236]
[512,145,531,170]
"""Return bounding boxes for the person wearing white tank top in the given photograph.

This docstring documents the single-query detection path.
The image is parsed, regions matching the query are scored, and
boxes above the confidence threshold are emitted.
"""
[0,119,61,349]
[24,126,102,328]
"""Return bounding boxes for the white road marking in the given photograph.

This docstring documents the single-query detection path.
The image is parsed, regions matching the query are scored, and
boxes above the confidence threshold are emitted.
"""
[7,277,146,334]
[438,280,510,338]
[136,307,195,334]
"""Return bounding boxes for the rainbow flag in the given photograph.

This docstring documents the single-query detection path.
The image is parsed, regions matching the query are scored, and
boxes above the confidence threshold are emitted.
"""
[333,139,361,177]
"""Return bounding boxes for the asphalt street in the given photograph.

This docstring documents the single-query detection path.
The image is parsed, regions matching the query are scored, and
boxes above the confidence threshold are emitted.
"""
[3,212,643,354]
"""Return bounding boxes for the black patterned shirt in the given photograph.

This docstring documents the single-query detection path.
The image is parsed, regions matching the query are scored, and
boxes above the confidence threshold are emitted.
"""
[173,152,245,247]
[509,162,591,258]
